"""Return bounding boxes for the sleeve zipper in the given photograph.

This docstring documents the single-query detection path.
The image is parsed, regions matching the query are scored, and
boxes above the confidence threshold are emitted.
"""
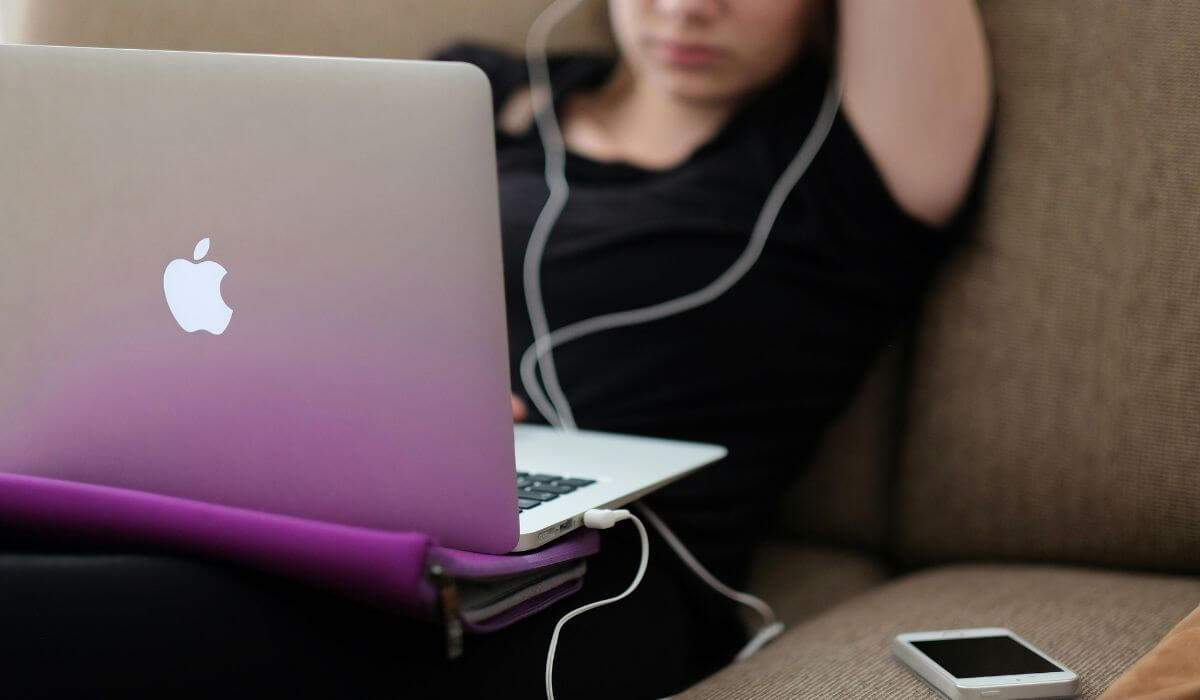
[429,563,464,660]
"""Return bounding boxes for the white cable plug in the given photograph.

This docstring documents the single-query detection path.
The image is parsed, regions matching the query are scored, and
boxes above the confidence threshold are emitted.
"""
[546,508,648,700]
[582,508,631,530]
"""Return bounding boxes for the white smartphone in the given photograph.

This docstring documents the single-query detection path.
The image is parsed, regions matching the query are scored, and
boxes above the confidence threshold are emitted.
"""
[892,628,1079,699]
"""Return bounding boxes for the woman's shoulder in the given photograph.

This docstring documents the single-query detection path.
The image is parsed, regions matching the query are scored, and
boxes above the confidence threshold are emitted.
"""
[433,42,615,126]
[432,42,529,114]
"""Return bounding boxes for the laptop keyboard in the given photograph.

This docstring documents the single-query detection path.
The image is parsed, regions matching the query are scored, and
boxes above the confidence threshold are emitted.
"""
[516,472,595,512]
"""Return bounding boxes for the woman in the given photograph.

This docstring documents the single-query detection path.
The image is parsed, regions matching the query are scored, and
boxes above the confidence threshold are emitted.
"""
[409,0,993,696]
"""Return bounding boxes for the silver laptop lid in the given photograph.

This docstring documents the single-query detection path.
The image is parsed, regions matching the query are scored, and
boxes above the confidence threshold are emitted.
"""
[0,44,520,553]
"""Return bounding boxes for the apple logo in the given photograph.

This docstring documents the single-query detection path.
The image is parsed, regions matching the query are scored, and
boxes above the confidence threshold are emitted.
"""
[163,237,233,334]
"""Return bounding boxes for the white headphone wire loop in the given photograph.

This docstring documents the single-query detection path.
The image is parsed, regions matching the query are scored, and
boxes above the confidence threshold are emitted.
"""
[521,0,842,429]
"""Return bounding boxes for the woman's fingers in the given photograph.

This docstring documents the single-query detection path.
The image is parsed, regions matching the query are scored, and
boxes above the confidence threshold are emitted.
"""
[511,395,527,422]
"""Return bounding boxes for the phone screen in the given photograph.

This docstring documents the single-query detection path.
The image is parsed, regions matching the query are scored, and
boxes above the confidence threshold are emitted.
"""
[912,636,1063,678]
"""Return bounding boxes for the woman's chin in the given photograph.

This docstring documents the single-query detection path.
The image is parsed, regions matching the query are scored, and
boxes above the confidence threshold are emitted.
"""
[650,72,749,107]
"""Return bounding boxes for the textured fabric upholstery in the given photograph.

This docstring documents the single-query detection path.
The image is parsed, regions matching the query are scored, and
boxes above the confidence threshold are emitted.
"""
[2,0,613,57]
[743,542,888,628]
[895,0,1200,572]
[681,565,1200,699]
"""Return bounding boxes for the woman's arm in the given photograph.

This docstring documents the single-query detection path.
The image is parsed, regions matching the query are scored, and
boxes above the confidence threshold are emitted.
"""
[838,0,993,227]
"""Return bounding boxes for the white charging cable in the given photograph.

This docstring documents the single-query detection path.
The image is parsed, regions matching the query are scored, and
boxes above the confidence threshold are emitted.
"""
[546,508,648,700]
[547,507,784,699]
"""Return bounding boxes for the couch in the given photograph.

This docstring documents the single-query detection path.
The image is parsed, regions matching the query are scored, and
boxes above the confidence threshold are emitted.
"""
[4,1,1198,697]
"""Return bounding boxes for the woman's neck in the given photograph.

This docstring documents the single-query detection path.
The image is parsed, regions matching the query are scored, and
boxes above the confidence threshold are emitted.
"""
[562,63,739,170]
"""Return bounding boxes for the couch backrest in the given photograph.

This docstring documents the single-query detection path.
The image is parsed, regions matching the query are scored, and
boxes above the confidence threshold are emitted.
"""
[895,0,1200,573]
[0,0,612,57]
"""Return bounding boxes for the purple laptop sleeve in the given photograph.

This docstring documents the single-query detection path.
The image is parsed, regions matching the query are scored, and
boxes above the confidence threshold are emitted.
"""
[0,472,600,641]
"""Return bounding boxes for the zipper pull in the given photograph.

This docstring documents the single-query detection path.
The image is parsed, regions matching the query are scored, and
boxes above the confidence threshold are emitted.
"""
[430,564,463,660]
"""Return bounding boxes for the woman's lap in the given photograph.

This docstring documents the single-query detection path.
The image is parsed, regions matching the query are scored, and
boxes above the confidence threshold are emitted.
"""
[0,519,746,698]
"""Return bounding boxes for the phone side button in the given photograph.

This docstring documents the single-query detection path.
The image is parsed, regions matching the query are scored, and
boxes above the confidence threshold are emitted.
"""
[980,692,1001,698]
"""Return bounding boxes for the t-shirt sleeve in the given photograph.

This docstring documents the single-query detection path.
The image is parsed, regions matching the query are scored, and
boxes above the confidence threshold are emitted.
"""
[816,112,954,255]
[431,42,528,114]
[816,107,988,237]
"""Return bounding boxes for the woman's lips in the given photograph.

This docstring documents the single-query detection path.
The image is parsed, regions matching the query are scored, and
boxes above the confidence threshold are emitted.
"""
[649,39,725,68]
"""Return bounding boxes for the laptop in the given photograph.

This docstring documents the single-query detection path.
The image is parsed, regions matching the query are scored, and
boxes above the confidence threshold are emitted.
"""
[0,44,725,554]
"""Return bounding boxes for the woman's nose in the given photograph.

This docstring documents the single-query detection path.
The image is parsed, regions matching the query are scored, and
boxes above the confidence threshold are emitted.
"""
[651,0,725,22]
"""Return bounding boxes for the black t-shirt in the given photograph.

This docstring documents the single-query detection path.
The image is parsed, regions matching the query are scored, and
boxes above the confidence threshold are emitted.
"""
[436,43,982,583]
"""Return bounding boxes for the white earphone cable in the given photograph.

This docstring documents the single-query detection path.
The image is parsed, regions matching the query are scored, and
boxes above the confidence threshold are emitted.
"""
[522,0,588,428]
[525,0,841,694]
[522,0,842,430]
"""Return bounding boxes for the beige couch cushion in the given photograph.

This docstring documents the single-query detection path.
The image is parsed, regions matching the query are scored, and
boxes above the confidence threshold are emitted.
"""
[682,564,1200,699]
[896,0,1200,572]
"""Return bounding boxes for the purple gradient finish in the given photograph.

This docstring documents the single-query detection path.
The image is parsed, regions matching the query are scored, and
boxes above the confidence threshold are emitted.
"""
[0,471,600,628]
[0,46,520,553]
[4,309,519,553]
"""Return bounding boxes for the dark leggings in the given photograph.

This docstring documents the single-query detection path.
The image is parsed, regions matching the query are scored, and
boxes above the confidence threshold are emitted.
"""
[1,522,746,698]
